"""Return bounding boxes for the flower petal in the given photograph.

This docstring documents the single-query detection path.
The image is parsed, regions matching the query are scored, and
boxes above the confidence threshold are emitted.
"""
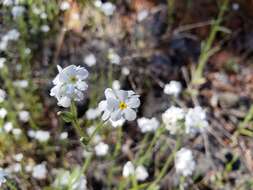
[123,108,136,121]
[76,81,88,91]
[127,97,140,108]
[116,90,128,101]
[111,109,122,121]
[76,66,89,79]
[58,97,71,108]
[105,88,116,99]
[107,98,119,111]
[102,110,111,121]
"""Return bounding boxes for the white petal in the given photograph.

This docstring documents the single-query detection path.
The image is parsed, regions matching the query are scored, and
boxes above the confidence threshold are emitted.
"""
[107,98,119,111]
[123,108,136,121]
[76,67,89,79]
[127,97,140,108]
[105,88,116,99]
[98,100,107,112]
[76,81,88,91]
[102,110,111,121]
[58,97,71,108]
[111,109,122,121]
[116,90,128,101]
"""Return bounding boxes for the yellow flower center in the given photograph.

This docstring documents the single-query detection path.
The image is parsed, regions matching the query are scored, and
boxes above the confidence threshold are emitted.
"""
[70,76,77,83]
[119,101,127,110]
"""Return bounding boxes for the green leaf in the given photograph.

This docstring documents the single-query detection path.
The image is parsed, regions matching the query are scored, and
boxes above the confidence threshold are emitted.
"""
[60,111,75,123]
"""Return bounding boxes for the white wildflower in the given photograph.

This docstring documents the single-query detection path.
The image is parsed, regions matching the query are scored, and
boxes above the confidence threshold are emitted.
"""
[109,118,125,128]
[35,130,50,142]
[0,108,7,119]
[135,165,149,181]
[6,29,20,41]
[0,168,7,187]
[7,163,21,173]
[164,80,182,97]
[3,0,13,6]
[18,110,30,122]
[162,106,185,134]
[112,80,121,90]
[60,132,68,140]
[98,88,140,121]
[108,49,120,65]
[122,67,130,76]
[175,148,196,177]
[28,130,36,138]
[3,122,13,133]
[0,89,6,103]
[13,80,28,88]
[94,142,109,156]
[122,161,135,177]
[12,128,22,138]
[41,25,50,33]
[137,10,149,22]
[50,65,89,108]
[13,153,23,162]
[11,6,25,19]
[40,12,47,19]
[137,117,160,133]
[72,175,87,190]
[32,163,47,179]
[84,53,96,67]
[60,1,70,11]
[185,106,208,134]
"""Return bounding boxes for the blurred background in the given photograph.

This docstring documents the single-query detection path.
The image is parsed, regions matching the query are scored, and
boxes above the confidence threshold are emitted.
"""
[0,0,252,189]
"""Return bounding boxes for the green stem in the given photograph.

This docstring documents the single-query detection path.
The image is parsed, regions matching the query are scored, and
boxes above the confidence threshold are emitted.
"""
[86,121,104,144]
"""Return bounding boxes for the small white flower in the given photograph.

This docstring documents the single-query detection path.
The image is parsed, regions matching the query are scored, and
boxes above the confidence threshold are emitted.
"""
[6,29,20,41]
[60,1,70,11]
[35,130,50,142]
[40,12,47,19]
[94,0,102,8]
[99,88,140,121]
[72,175,87,190]
[0,58,6,69]
[100,2,116,16]
[41,25,50,33]
[50,65,89,108]
[137,117,159,133]
[18,110,30,122]
[175,148,196,177]
[32,163,47,179]
[0,89,6,103]
[108,49,120,65]
[137,10,149,22]
[162,106,185,134]
[122,161,135,177]
[232,3,239,11]
[94,142,109,156]
[185,106,208,134]
[11,6,25,19]
[0,168,7,187]
[86,126,101,144]
[3,122,13,133]
[3,0,13,6]
[60,132,68,140]
[12,128,22,138]
[164,80,182,97]
[112,80,121,90]
[0,41,7,51]
[135,165,149,181]
[13,153,23,162]
[84,53,96,67]
[28,130,36,138]
[0,108,7,119]
[7,163,21,173]
[121,67,130,76]
[32,6,42,15]
[13,80,28,88]
[24,48,31,55]
[85,108,100,120]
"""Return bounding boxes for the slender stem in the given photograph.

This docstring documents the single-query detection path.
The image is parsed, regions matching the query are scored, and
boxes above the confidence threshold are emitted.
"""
[86,121,104,144]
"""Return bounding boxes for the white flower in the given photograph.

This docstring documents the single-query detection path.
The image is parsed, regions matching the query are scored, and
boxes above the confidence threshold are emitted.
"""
[11,6,25,19]
[112,80,121,90]
[0,89,6,103]
[99,88,140,121]
[122,162,149,181]
[94,142,109,156]
[175,148,196,177]
[13,153,23,162]
[32,163,47,179]
[60,1,70,11]
[12,128,22,138]
[85,108,100,120]
[40,12,47,19]
[24,48,31,55]
[137,10,149,22]
[72,175,87,190]
[0,168,7,187]
[84,53,96,67]
[86,126,101,144]
[122,161,135,177]
[3,0,13,6]
[60,132,68,140]
[7,163,21,173]
[28,130,36,138]
[18,110,30,122]
[108,49,120,65]
[50,65,89,108]
[109,118,125,128]
[35,130,50,142]
[94,0,102,7]
[41,25,50,33]
[0,108,7,119]
[100,2,116,16]
[164,80,182,97]
[162,106,185,134]
[135,165,149,181]
[13,80,28,88]
[137,117,159,133]
[185,106,208,134]
[6,29,20,41]
[0,58,6,69]
[3,122,13,133]
[121,67,130,76]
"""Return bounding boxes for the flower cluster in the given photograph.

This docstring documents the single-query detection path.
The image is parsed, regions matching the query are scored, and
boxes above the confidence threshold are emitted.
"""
[50,65,89,108]
[175,148,196,176]
[122,161,149,181]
